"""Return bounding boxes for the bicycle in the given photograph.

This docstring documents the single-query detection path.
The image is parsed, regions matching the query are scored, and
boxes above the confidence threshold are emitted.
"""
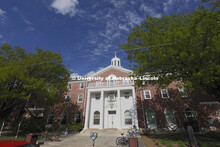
[116,133,131,145]
[129,126,140,137]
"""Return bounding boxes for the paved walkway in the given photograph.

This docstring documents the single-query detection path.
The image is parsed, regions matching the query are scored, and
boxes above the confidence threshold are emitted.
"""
[40,130,146,147]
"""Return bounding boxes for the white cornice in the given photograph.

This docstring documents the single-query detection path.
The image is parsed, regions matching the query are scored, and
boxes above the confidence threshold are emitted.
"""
[89,65,132,77]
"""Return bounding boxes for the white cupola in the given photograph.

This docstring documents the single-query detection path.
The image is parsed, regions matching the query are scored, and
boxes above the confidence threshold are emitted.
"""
[111,52,121,67]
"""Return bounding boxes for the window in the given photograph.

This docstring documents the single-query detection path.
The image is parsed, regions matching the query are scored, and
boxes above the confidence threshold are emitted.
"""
[96,81,101,86]
[78,94,83,103]
[161,89,169,98]
[80,83,84,89]
[95,93,100,100]
[124,92,130,99]
[144,90,151,99]
[108,93,116,102]
[124,110,132,125]
[47,112,54,125]
[60,111,67,125]
[65,95,70,102]
[217,109,220,121]
[146,109,157,129]
[178,88,188,97]
[74,111,82,123]
[107,74,116,86]
[184,108,196,121]
[94,111,100,125]
[165,108,177,130]
[38,113,43,117]
[207,118,215,126]
[67,84,72,90]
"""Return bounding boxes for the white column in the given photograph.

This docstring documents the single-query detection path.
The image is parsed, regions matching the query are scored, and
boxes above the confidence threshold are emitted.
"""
[83,90,91,130]
[99,90,104,129]
[117,89,122,130]
[132,87,139,129]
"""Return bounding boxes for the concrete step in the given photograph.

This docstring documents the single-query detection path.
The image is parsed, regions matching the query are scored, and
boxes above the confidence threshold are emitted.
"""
[79,129,129,136]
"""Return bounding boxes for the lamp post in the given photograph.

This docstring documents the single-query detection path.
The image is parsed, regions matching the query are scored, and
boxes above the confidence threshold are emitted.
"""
[15,122,21,139]
[0,121,5,137]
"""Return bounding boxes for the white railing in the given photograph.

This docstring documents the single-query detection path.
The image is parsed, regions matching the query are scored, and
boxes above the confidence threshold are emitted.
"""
[88,80,134,88]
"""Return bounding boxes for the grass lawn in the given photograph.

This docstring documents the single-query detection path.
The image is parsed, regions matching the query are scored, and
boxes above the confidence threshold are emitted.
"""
[0,136,25,141]
[148,132,220,147]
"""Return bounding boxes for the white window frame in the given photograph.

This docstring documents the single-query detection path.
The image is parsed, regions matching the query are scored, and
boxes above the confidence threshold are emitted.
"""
[108,93,116,102]
[178,88,188,97]
[94,111,100,125]
[146,109,157,129]
[124,110,132,125]
[79,83,84,89]
[164,108,178,130]
[65,95,70,103]
[67,83,72,90]
[144,90,152,99]
[124,92,130,99]
[95,93,100,100]
[78,94,83,103]
[216,109,220,121]
[107,74,117,86]
[161,89,169,98]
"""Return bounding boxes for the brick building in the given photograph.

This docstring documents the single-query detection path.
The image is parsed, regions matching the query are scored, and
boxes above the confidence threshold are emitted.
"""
[45,55,220,132]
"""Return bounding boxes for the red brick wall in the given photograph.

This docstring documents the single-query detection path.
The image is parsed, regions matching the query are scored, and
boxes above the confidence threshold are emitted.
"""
[45,67,220,129]
[136,82,220,129]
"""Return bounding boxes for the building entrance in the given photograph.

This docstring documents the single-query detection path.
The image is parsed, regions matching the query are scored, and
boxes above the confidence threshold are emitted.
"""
[108,111,116,128]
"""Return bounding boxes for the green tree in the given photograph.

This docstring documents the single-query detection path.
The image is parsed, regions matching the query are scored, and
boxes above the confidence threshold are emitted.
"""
[118,4,220,101]
[0,43,70,121]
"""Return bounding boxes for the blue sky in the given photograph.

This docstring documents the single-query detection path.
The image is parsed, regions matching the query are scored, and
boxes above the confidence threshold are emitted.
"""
[0,0,200,77]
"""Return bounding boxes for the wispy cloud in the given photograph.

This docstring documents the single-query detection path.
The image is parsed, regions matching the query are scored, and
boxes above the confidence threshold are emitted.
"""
[22,15,32,25]
[70,72,81,78]
[85,71,95,77]
[20,15,35,31]
[50,0,79,17]
[12,7,18,11]
[0,34,3,39]
[25,27,35,32]
[163,0,174,12]
[140,4,162,18]
[0,8,6,23]
[125,11,143,28]
[85,67,104,76]
[110,0,127,8]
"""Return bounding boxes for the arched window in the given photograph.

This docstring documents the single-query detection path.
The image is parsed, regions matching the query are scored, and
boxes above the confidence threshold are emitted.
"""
[184,108,196,121]
[107,74,116,86]
[94,111,100,125]
[146,109,157,129]
[60,111,67,125]
[216,109,220,121]
[124,110,132,125]
[165,108,177,130]
[74,111,82,123]
[47,111,54,124]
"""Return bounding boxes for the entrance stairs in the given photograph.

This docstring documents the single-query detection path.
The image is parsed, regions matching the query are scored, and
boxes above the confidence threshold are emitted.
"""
[79,129,129,136]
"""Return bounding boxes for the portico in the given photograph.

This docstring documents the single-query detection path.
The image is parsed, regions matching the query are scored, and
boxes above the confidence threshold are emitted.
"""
[83,85,139,130]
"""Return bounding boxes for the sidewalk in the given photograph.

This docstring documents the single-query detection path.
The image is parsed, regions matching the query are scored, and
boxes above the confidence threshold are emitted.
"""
[41,132,146,147]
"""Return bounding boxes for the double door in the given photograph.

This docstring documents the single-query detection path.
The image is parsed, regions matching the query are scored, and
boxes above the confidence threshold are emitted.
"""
[108,111,116,128]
